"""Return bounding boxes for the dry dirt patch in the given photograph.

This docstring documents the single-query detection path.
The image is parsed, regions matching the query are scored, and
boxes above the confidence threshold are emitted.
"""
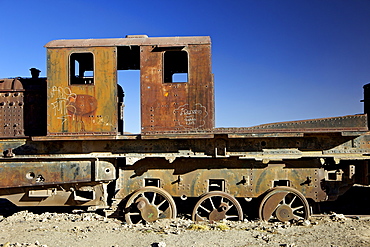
[0,211,369,247]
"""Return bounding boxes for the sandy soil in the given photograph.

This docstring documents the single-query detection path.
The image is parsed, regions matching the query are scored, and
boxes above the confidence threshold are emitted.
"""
[1,185,370,247]
[0,210,369,247]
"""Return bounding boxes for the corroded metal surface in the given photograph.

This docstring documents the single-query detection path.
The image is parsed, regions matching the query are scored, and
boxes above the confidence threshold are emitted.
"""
[0,78,24,90]
[116,158,327,202]
[0,78,25,137]
[45,36,214,136]
[0,77,47,138]
[0,160,115,188]
[215,114,368,134]
[140,43,214,133]
[47,46,118,135]
[0,183,109,208]
[44,36,211,48]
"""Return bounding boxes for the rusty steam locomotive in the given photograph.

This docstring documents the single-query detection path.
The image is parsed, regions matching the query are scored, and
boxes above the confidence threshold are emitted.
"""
[0,35,369,223]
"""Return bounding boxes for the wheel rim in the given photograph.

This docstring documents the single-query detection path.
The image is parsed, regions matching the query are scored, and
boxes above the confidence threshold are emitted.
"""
[124,186,177,224]
[259,186,310,222]
[192,191,243,222]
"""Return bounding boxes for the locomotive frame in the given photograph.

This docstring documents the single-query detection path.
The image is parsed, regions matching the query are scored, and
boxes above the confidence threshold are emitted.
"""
[0,35,369,223]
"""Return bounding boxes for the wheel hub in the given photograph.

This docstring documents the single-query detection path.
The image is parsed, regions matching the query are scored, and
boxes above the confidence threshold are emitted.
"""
[135,197,159,222]
[209,202,229,222]
[275,204,294,222]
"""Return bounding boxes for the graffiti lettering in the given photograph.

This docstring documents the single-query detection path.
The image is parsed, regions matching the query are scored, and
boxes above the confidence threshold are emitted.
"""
[173,103,208,129]
[50,86,77,122]
[179,109,203,116]
[50,87,112,131]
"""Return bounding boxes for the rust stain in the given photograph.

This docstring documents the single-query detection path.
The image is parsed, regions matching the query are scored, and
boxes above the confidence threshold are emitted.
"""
[66,95,97,116]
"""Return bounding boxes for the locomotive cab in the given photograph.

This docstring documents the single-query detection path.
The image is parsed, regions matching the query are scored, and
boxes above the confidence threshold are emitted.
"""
[46,40,121,135]
[45,35,214,136]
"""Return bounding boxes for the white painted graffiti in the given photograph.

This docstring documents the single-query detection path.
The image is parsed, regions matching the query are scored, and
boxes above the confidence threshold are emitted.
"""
[50,86,112,130]
[173,103,208,129]
[50,86,77,123]
[179,108,203,116]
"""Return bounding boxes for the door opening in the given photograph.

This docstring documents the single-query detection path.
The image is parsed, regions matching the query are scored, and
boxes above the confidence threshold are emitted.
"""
[117,70,140,134]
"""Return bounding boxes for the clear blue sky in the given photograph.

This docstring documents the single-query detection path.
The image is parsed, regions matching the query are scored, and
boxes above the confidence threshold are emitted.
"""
[1,0,370,133]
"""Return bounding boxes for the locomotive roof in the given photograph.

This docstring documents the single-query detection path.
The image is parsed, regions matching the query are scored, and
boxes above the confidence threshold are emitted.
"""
[44,35,211,48]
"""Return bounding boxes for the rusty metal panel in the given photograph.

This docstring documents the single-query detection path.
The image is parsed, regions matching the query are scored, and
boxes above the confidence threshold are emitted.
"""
[141,44,214,134]
[187,44,214,130]
[46,46,118,135]
[0,161,92,188]
[0,183,108,207]
[95,160,116,181]
[0,78,24,90]
[215,114,368,135]
[0,91,24,137]
[44,36,211,48]
[0,160,115,188]
[0,77,48,138]
[117,158,327,202]
[0,78,25,137]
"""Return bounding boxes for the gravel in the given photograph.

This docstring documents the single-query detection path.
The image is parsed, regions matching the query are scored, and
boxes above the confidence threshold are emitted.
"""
[0,210,369,247]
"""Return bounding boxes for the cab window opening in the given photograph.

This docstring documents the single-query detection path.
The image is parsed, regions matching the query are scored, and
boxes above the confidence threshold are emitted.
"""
[163,50,188,83]
[70,52,94,85]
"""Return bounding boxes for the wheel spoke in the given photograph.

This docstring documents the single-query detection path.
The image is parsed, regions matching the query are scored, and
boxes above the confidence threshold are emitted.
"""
[292,205,303,212]
[157,199,166,208]
[293,215,303,220]
[127,212,140,216]
[226,215,239,219]
[199,204,211,213]
[151,192,157,204]
[282,195,287,205]
[209,197,216,210]
[289,195,297,207]
[196,213,207,221]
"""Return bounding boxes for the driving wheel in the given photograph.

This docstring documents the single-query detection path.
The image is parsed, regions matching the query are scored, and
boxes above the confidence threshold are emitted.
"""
[124,186,177,224]
[259,186,310,222]
[192,191,243,222]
